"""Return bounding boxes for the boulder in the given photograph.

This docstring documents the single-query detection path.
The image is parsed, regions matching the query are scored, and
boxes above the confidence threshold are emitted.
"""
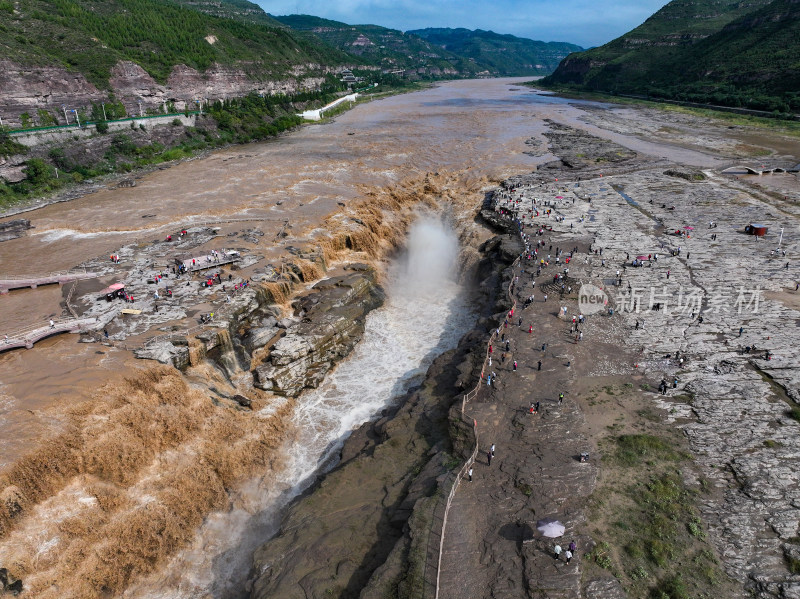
[244,326,282,352]
[133,340,190,369]
[0,219,32,243]
[253,268,384,397]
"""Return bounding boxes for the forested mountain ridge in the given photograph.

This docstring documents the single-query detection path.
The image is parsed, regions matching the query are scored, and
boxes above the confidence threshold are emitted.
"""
[542,0,800,113]
[271,15,483,77]
[408,28,583,76]
[0,0,371,130]
[1,0,347,88]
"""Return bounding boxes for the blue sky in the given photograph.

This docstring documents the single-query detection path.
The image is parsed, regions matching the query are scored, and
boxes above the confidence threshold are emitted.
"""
[258,0,672,48]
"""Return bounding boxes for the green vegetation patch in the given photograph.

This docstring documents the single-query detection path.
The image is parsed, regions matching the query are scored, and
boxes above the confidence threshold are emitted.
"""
[786,406,800,423]
[0,129,27,158]
[540,0,800,115]
[586,425,736,598]
[1,0,350,89]
[614,434,686,466]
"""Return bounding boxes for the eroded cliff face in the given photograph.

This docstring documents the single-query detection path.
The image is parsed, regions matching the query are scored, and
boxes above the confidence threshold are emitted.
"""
[253,266,385,397]
[0,61,105,126]
[0,60,327,128]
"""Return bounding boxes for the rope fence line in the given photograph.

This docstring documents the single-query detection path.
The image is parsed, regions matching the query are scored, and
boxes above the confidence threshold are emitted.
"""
[431,198,525,599]
[65,281,79,319]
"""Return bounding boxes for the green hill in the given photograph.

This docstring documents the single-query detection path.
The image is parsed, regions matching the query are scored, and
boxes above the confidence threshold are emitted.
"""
[407,28,583,76]
[0,0,351,88]
[542,0,800,113]
[272,15,484,76]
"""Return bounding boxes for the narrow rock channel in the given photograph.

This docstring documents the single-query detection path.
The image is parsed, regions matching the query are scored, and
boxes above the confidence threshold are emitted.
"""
[121,215,478,598]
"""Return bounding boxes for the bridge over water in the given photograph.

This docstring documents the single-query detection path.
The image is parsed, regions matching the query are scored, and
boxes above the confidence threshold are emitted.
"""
[298,93,359,121]
[0,271,99,294]
[1,317,98,351]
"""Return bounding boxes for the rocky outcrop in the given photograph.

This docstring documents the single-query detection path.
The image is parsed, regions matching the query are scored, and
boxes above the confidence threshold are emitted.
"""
[133,339,191,369]
[109,61,325,112]
[248,343,471,599]
[0,61,105,128]
[0,219,32,242]
[253,266,384,397]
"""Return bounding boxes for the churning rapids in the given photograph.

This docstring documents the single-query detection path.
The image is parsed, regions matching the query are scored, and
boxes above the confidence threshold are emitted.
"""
[122,217,476,598]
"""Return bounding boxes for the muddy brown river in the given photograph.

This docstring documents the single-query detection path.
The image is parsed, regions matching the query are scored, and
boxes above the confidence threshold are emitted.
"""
[1,77,796,598]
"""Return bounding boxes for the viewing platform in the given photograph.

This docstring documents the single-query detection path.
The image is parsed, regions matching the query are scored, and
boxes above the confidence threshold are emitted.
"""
[177,251,241,273]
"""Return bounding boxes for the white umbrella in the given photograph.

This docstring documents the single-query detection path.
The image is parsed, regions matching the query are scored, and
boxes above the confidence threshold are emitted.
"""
[536,518,565,538]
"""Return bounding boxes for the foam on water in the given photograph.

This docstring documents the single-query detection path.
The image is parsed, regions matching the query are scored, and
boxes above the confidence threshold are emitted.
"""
[123,216,476,599]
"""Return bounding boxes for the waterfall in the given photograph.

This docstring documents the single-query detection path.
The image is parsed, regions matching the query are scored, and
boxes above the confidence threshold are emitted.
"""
[124,215,476,598]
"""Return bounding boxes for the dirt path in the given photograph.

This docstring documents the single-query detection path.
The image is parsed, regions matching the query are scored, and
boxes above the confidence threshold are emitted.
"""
[440,212,601,597]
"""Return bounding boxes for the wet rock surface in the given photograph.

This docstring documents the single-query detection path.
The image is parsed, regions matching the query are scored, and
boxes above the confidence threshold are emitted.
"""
[0,219,31,243]
[253,268,384,397]
[542,120,638,169]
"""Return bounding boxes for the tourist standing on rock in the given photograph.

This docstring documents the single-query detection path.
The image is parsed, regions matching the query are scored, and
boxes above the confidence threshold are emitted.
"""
[468,467,473,482]
[559,392,564,404]
[513,360,518,372]
[487,451,492,466]
[491,444,495,457]
[554,544,562,560]
[537,360,542,371]
[569,540,577,554]
[565,549,573,564]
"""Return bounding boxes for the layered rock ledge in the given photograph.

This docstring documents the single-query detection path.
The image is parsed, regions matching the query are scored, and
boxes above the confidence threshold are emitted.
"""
[253,266,385,396]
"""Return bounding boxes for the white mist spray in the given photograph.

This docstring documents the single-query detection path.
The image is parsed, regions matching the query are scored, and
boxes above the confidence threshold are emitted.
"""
[124,216,475,599]
[396,216,459,298]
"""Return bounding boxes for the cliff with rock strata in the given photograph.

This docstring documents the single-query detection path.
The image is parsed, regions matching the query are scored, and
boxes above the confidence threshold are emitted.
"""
[0,59,328,129]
